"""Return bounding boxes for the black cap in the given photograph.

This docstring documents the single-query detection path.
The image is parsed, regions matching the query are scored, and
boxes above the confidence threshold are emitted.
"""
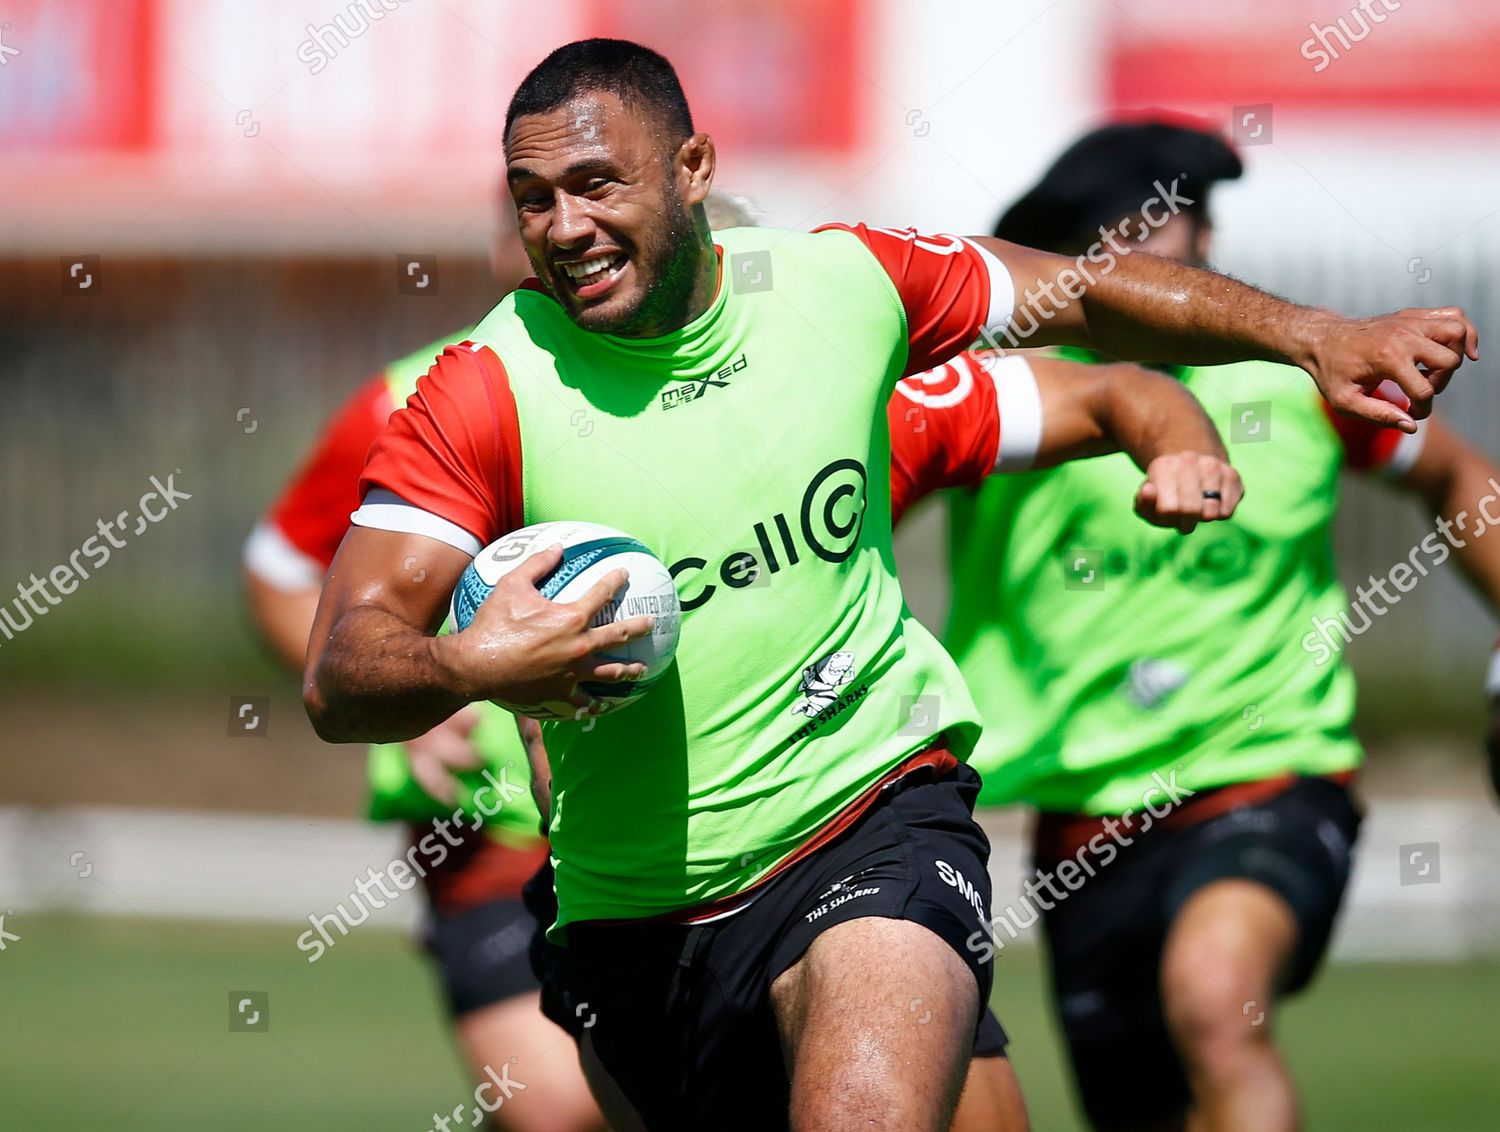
[994,116,1242,253]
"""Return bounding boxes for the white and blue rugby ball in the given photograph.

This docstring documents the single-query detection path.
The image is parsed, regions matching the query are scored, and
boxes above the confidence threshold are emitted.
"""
[450,520,681,720]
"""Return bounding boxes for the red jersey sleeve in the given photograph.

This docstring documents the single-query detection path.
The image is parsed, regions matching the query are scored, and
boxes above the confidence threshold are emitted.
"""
[887,353,1044,526]
[1321,381,1427,476]
[817,223,1014,375]
[257,374,395,577]
[357,342,523,547]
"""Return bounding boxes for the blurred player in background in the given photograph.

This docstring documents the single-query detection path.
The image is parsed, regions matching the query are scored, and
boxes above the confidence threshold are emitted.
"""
[243,203,608,1132]
[892,344,1250,1132]
[948,116,1500,1132]
[304,39,1476,1132]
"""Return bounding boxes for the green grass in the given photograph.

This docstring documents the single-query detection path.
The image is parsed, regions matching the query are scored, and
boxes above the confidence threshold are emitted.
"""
[0,915,471,1131]
[3,915,1498,1130]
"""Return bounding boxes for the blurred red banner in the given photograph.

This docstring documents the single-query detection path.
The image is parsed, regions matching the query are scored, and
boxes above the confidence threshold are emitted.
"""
[585,0,864,151]
[0,0,155,148]
[1107,0,1500,113]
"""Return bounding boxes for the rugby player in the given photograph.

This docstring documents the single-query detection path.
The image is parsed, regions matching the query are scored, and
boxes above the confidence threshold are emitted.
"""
[250,185,1222,1132]
[948,117,1500,1132]
[302,40,1476,1132]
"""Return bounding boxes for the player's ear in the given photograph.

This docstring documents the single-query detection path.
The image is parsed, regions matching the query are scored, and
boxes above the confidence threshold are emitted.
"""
[676,132,715,208]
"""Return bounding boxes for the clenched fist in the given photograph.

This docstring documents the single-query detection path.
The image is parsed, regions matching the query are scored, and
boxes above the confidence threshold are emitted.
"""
[1135,453,1244,534]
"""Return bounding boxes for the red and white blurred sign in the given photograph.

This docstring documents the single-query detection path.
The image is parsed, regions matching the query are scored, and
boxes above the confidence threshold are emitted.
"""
[1,0,864,158]
[1107,0,1500,113]
[585,0,862,152]
[0,0,871,248]
[0,0,155,148]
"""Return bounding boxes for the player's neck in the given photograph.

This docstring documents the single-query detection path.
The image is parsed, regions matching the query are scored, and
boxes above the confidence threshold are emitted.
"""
[617,239,721,340]
[679,243,721,330]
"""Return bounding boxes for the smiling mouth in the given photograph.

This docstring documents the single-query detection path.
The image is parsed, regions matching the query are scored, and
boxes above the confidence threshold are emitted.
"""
[558,251,628,297]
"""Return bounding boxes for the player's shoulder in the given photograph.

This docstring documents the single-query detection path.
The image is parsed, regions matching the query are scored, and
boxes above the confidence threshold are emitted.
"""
[713,222,899,263]
[807,221,892,258]
[713,224,792,250]
[712,223,861,265]
[383,327,475,406]
[471,283,588,364]
[453,290,563,382]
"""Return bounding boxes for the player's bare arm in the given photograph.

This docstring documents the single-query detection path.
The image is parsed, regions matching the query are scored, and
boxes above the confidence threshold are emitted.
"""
[1387,417,1500,798]
[243,569,321,673]
[976,236,1479,432]
[1395,418,1500,610]
[517,715,553,817]
[303,527,652,743]
[1020,355,1242,531]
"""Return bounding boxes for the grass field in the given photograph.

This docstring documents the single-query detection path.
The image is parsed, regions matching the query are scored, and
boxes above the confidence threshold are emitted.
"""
[3,915,1498,1130]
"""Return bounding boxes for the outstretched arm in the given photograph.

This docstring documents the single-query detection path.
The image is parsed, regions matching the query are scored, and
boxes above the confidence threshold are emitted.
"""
[1384,418,1500,798]
[974,237,1478,432]
[889,352,1239,533]
[1020,355,1242,531]
[1393,418,1500,611]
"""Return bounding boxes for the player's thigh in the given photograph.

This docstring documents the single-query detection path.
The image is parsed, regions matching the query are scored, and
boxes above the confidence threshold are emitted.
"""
[1158,776,1362,1030]
[454,992,608,1132]
[1152,779,1368,1055]
[1159,878,1298,1048]
[771,916,978,1131]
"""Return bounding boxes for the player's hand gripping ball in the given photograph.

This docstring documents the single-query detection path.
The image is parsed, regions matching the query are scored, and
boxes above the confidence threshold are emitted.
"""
[451,521,682,720]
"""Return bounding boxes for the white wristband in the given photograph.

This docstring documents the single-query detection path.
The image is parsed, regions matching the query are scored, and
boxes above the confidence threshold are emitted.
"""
[1485,646,1500,699]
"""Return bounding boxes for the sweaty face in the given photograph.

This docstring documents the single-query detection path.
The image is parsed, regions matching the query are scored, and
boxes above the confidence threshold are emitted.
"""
[506,92,704,336]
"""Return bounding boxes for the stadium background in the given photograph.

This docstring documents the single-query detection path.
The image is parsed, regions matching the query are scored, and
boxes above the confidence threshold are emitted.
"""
[2,1,1498,1128]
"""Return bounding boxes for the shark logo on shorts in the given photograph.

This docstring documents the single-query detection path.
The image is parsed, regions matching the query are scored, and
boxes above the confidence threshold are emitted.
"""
[791,651,856,717]
[813,868,878,904]
[805,869,883,924]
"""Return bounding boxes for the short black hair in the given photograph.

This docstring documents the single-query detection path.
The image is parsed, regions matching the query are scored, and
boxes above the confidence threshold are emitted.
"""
[995,117,1242,253]
[505,38,694,146]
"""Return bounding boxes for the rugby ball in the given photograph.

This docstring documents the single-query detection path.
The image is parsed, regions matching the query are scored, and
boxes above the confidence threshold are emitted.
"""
[450,521,681,720]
